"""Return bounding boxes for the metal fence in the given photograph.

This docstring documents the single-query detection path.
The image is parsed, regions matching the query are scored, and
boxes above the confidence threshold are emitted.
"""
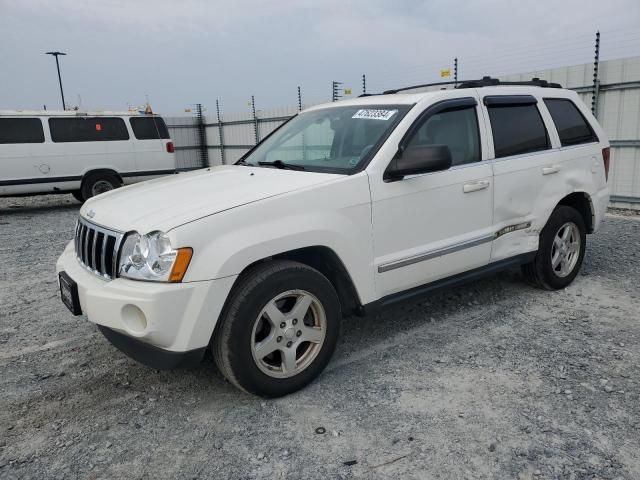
[166,55,640,208]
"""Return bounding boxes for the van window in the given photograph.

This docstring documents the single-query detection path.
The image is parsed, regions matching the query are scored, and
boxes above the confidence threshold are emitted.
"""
[544,98,598,146]
[130,117,170,140]
[49,117,129,142]
[0,118,45,144]
[406,106,480,166]
[487,104,550,158]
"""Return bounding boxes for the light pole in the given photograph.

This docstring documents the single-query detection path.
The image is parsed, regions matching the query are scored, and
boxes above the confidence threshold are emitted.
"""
[45,51,67,110]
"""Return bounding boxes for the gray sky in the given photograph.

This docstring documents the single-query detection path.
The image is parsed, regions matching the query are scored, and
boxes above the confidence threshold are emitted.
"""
[1,0,639,115]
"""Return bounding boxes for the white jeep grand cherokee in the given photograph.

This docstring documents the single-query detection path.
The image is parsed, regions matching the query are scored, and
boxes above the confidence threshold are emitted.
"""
[57,78,610,397]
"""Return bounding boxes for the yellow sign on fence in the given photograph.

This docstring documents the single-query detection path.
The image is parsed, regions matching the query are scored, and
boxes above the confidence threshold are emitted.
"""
[440,69,451,78]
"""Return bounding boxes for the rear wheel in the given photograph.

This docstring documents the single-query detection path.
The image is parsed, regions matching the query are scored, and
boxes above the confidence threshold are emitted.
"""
[212,260,341,397]
[522,205,586,290]
[80,173,121,201]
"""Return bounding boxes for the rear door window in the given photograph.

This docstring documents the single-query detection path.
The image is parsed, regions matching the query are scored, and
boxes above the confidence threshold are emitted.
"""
[487,102,550,158]
[130,117,170,140]
[49,117,129,142]
[544,98,598,146]
[0,118,45,144]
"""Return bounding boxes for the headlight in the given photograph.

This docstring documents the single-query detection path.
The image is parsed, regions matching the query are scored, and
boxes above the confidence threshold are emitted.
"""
[118,231,192,282]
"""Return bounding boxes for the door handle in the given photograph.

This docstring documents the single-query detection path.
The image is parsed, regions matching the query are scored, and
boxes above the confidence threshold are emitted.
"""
[463,180,490,193]
[542,165,560,175]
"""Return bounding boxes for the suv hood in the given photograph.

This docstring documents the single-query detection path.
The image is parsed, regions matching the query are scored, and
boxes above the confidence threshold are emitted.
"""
[80,165,341,233]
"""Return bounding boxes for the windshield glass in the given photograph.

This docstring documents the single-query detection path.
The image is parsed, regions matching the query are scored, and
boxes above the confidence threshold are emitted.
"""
[241,104,412,174]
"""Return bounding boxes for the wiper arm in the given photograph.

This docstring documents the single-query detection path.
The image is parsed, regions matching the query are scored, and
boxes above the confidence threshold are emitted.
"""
[235,159,250,166]
[257,160,306,171]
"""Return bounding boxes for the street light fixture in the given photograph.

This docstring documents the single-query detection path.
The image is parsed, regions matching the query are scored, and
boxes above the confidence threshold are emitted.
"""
[45,51,67,110]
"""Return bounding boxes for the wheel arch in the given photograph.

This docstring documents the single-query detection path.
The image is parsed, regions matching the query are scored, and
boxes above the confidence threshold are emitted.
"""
[556,191,595,233]
[231,246,363,318]
[81,168,123,186]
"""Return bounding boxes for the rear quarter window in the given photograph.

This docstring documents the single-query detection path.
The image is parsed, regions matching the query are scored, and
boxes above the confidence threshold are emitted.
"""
[49,117,129,142]
[130,117,170,140]
[0,118,45,144]
[544,98,598,146]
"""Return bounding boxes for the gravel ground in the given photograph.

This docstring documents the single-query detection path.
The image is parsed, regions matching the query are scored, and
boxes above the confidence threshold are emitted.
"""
[1,194,639,480]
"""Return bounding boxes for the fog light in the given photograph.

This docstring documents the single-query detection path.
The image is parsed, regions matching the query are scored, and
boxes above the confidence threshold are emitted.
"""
[121,304,148,334]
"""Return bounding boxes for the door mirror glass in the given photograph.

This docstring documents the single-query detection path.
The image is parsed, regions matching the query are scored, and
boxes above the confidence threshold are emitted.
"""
[384,144,452,181]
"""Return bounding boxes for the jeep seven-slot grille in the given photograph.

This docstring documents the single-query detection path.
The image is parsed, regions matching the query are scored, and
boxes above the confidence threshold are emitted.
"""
[74,217,124,280]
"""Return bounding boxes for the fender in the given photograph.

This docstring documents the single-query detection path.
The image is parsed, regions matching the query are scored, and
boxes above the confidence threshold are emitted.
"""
[170,173,377,304]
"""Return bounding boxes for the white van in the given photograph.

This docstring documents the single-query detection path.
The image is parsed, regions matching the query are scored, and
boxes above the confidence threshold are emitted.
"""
[0,110,176,201]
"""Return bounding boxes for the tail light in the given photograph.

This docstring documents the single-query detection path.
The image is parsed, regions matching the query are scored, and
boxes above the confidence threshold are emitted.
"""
[166,141,175,154]
[602,147,610,181]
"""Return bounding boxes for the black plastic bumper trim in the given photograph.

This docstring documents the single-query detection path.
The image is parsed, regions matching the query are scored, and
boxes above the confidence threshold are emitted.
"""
[98,325,206,369]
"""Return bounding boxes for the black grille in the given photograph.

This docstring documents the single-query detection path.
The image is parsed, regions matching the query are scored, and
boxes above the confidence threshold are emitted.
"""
[74,218,123,280]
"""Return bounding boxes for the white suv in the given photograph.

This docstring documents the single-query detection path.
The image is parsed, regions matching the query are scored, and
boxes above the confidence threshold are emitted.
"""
[56,78,610,397]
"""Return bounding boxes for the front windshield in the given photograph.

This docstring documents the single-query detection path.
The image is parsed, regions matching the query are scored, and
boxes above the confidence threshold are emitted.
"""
[241,104,412,174]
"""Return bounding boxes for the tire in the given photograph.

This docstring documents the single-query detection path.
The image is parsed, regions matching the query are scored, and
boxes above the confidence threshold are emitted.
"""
[71,190,84,203]
[212,260,341,397]
[521,205,586,290]
[80,173,121,201]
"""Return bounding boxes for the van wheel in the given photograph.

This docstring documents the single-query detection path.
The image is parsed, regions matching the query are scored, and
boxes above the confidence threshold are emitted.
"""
[71,190,84,203]
[213,260,341,397]
[521,205,586,290]
[80,173,121,201]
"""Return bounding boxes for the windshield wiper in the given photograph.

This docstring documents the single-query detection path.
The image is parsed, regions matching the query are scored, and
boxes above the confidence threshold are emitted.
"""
[235,159,250,166]
[257,160,306,171]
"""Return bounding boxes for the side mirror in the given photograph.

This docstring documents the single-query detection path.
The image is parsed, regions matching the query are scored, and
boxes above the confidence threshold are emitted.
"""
[384,144,452,181]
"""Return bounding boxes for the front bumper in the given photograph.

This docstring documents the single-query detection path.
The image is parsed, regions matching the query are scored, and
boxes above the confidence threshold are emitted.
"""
[56,241,237,356]
[98,325,207,369]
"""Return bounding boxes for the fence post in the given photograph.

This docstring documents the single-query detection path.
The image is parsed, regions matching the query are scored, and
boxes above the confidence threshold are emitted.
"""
[195,103,209,167]
[297,86,302,111]
[216,99,226,165]
[251,95,259,144]
[591,31,600,117]
[362,74,366,95]
[332,81,343,102]
[454,58,458,87]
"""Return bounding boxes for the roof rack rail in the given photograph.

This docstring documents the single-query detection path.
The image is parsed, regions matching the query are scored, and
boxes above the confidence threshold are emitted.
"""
[457,76,562,89]
[383,80,466,94]
[379,76,562,95]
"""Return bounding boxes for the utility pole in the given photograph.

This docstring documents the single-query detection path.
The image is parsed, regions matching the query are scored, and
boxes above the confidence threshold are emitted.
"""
[454,58,458,87]
[362,74,367,95]
[45,51,67,110]
[297,86,302,112]
[591,31,600,117]
[332,81,343,102]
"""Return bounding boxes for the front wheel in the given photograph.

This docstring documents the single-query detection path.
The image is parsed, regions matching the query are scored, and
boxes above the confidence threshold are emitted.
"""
[522,205,586,290]
[212,260,341,397]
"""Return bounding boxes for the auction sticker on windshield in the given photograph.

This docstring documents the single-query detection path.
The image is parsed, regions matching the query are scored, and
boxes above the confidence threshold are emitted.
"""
[352,109,397,121]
